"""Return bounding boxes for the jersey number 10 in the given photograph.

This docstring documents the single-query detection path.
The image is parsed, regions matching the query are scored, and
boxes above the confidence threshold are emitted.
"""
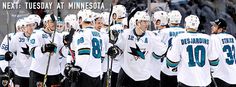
[187,45,206,67]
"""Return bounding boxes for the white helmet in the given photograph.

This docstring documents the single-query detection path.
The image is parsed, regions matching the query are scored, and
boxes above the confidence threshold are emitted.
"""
[21,17,27,27]
[153,11,168,26]
[134,11,150,22]
[101,12,112,25]
[129,17,136,29]
[28,14,41,26]
[25,16,35,25]
[64,14,77,29]
[77,10,83,19]
[81,9,93,22]
[168,10,182,24]
[93,12,102,20]
[185,15,200,30]
[112,5,126,19]
[16,18,24,29]
[43,14,57,24]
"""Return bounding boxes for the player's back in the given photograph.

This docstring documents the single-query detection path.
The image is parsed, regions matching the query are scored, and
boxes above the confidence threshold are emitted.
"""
[160,26,185,76]
[73,27,102,77]
[169,32,212,86]
[159,27,185,46]
[211,33,236,84]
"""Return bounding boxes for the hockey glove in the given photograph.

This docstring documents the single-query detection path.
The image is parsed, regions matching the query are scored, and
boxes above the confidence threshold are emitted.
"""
[4,66,14,79]
[107,45,120,59]
[64,63,82,82]
[70,65,82,82]
[63,35,70,46]
[64,63,73,78]
[63,28,75,46]
[109,30,119,44]
[41,43,57,53]
[4,51,13,61]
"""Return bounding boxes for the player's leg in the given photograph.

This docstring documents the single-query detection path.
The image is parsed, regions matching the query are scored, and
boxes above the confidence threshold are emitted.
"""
[29,70,44,87]
[77,72,101,87]
[134,78,150,87]
[46,74,61,87]
[148,76,160,87]
[111,71,118,87]
[102,72,107,87]
[116,68,133,87]
[160,71,177,87]
[13,75,29,87]
[214,78,230,87]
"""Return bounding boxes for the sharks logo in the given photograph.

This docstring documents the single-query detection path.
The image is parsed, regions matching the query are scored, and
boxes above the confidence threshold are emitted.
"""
[21,44,30,55]
[128,44,147,60]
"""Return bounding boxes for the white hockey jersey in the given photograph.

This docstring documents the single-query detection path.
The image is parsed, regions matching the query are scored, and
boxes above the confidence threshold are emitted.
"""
[71,27,103,77]
[58,31,69,76]
[28,30,63,75]
[159,26,185,76]
[116,29,167,81]
[100,31,110,73]
[109,23,125,73]
[0,33,16,73]
[211,33,236,84]
[166,32,218,86]
[149,30,163,80]
[9,32,32,77]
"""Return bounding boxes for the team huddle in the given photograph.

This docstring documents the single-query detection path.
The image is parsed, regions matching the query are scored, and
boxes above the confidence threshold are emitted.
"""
[0,4,235,87]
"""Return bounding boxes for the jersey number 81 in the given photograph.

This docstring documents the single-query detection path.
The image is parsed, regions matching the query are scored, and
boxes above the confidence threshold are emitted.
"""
[92,38,102,58]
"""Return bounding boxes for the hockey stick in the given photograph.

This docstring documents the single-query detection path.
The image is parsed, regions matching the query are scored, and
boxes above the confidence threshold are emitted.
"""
[43,14,57,87]
[210,70,218,87]
[67,28,76,65]
[106,3,113,87]
[5,9,11,87]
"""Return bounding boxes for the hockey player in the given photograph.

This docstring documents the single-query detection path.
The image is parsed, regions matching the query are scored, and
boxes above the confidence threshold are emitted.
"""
[210,18,236,87]
[4,16,35,87]
[64,9,103,87]
[152,11,168,36]
[77,10,84,30]
[0,18,26,87]
[64,14,77,32]
[166,15,219,87]
[28,14,63,87]
[108,5,127,87]
[159,10,185,87]
[149,11,168,87]
[100,12,112,33]
[28,14,42,30]
[108,11,167,87]
[56,17,65,33]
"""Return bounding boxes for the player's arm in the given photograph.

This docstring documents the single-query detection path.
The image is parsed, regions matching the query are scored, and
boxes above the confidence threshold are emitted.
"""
[0,35,9,52]
[0,35,10,60]
[166,37,181,69]
[4,34,18,61]
[107,30,124,58]
[208,36,219,67]
[151,33,168,59]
